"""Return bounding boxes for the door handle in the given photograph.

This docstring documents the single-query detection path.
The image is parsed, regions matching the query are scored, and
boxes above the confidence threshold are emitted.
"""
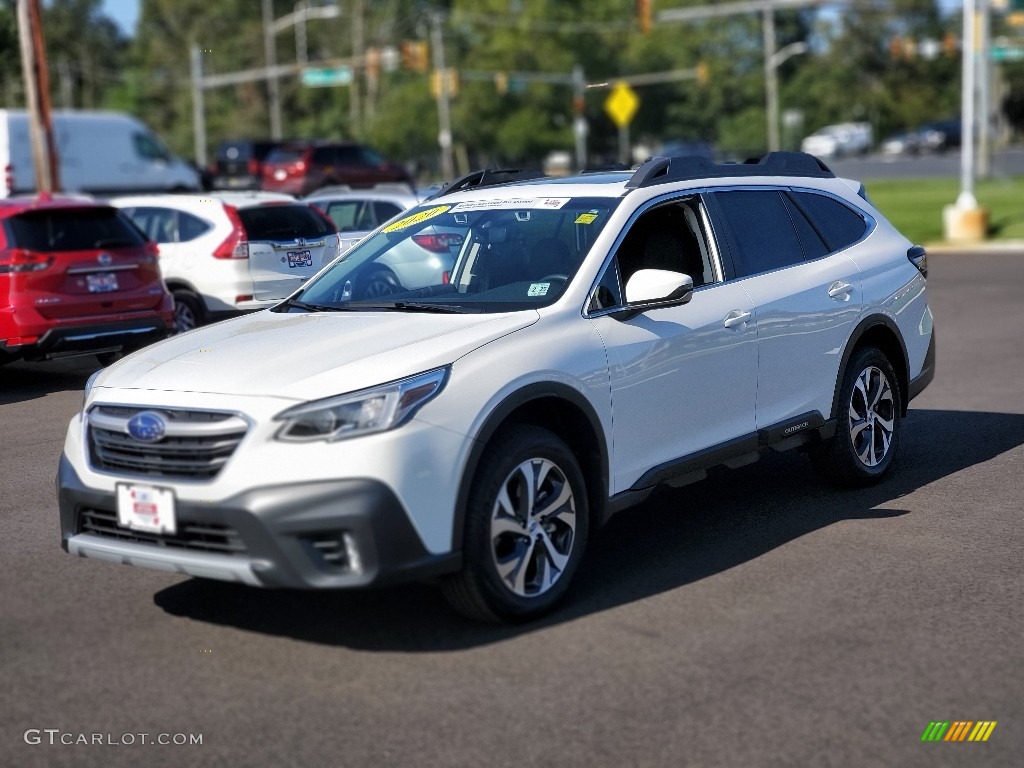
[723,310,751,329]
[828,281,853,299]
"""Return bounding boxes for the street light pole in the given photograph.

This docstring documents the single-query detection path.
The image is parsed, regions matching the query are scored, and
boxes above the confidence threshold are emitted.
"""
[763,6,808,153]
[430,10,454,181]
[263,0,282,139]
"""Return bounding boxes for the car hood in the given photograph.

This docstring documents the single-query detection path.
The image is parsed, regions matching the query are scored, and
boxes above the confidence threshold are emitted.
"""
[95,309,538,401]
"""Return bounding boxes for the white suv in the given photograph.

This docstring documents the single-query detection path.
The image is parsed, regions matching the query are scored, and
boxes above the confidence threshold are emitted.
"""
[111,193,341,331]
[59,153,935,623]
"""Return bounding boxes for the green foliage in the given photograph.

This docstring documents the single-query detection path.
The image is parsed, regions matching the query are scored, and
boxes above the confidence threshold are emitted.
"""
[8,0,1024,183]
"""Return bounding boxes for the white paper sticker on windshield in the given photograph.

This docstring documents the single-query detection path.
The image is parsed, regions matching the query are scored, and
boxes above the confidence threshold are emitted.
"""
[382,205,450,233]
[449,198,571,213]
[527,283,550,297]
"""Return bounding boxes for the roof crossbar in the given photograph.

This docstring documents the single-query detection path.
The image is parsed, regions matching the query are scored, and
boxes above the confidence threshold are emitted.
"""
[626,151,835,189]
[426,168,548,200]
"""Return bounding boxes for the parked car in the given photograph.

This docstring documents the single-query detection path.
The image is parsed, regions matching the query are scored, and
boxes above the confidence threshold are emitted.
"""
[801,122,873,159]
[111,192,340,332]
[306,184,419,246]
[59,153,935,623]
[880,130,922,157]
[0,195,174,365]
[210,139,288,191]
[306,186,469,291]
[0,110,201,198]
[261,141,413,197]
[916,119,960,153]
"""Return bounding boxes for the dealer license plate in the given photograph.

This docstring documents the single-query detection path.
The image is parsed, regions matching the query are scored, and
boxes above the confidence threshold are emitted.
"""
[287,250,313,268]
[86,272,119,293]
[117,483,176,535]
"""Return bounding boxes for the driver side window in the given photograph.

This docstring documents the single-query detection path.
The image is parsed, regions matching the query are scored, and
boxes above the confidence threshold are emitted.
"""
[589,197,718,313]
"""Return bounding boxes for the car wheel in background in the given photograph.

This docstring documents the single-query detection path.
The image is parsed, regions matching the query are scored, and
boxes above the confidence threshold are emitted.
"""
[811,347,901,486]
[359,268,401,299]
[171,290,204,333]
[441,425,589,623]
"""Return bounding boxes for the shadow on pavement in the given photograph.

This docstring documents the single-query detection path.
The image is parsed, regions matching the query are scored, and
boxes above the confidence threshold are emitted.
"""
[154,408,1024,650]
[0,357,101,406]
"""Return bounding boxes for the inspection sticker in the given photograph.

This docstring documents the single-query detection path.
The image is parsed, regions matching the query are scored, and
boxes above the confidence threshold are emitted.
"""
[574,212,598,224]
[527,283,550,297]
[382,205,450,233]
[449,197,570,213]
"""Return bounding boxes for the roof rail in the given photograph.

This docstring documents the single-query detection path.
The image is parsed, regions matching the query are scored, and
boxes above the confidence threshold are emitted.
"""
[625,151,834,189]
[426,168,548,200]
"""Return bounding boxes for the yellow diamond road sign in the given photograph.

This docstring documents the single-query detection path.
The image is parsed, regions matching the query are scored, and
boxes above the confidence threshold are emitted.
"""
[605,81,639,128]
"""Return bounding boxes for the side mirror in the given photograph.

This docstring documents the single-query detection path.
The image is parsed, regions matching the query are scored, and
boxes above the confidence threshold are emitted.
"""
[624,269,693,307]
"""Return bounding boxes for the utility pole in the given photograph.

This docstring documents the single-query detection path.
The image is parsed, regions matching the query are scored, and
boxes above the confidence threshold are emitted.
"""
[572,64,587,172]
[191,44,207,169]
[762,6,778,151]
[430,10,454,181]
[350,0,364,137]
[16,0,60,193]
[263,0,283,139]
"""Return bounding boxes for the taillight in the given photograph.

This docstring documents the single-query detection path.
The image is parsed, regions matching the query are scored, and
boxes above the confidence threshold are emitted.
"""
[0,248,52,273]
[248,158,260,176]
[907,245,927,279]
[412,233,464,252]
[213,205,249,259]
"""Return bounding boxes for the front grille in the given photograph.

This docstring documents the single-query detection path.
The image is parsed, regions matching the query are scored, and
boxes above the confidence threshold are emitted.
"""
[87,405,249,481]
[79,507,247,556]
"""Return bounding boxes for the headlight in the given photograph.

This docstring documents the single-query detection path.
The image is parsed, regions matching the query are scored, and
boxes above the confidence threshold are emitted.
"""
[82,369,103,413]
[274,367,449,443]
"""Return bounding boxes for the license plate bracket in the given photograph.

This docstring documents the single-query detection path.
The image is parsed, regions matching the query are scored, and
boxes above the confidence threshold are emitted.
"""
[86,272,119,293]
[116,483,177,535]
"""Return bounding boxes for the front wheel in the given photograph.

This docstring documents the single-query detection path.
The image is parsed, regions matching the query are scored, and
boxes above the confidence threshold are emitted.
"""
[441,425,589,623]
[811,347,902,486]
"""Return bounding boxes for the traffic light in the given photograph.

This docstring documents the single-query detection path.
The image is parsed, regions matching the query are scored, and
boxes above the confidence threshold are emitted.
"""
[400,40,429,73]
[889,36,905,60]
[943,33,958,57]
[695,61,709,86]
[636,0,652,34]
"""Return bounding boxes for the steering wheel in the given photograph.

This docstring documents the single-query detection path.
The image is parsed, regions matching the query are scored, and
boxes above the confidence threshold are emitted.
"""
[538,274,569,284]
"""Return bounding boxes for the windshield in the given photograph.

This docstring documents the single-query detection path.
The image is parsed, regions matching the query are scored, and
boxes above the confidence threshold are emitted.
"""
[287,196,618,313]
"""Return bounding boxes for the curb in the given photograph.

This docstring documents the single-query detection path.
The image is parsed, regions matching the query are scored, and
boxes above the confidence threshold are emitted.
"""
[924,241,1024,253]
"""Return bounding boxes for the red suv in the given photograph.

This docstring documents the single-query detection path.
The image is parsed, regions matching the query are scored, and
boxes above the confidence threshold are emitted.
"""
[260,142,413,196]
[0,196,175,365]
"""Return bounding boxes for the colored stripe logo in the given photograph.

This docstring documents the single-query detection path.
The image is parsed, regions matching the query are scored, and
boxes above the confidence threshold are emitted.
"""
[921,721,997,742]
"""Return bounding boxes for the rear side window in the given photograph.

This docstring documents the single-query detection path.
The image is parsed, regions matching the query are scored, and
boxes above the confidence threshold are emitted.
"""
[713,190,806,277]
[8,208,146,251]
[133,133,170,162]
[238,205,333,241]
[787,191,868,252]
[124,207,211,243]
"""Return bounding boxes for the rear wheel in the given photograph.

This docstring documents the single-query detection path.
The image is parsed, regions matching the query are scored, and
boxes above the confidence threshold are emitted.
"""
[441,425,589,623]
[811,347,901,486]
[172,290,204,333]
[359,268,400,299]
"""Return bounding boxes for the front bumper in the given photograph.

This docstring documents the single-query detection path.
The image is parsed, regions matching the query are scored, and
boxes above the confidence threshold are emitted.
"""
[57,455,459,589]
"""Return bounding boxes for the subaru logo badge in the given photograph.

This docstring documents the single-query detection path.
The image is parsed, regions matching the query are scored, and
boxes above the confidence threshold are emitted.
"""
[98,253,113,266]
[126,411,166,443]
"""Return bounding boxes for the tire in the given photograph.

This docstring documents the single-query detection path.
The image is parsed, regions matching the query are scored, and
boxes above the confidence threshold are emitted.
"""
[441,425,589,623]
[172,290,204,334]
[359,268,400,299]
[811,346,902,486]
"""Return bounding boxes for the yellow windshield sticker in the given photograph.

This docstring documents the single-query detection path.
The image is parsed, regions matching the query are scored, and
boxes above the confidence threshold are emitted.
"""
[574,212,598,225]
[382,205,450,233]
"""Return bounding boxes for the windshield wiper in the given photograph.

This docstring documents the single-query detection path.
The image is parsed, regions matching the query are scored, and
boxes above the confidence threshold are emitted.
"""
[348,301,477,314]
[277,297,353,312]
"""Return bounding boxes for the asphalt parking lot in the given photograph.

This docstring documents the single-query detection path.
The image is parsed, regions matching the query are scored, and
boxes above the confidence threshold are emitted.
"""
[2,250,1022,768]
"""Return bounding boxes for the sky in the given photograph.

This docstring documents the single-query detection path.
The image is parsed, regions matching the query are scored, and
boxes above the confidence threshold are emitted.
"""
[101,0,139,37]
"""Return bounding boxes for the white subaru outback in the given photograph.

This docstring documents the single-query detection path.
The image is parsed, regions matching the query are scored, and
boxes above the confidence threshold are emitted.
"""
[58,153,935,623]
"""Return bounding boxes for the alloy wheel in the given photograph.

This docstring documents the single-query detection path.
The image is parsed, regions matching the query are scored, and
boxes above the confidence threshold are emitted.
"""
[489,457,577,598]
[848,365,895,467]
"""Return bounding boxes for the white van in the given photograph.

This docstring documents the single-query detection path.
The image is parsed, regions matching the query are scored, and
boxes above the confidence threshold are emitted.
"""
[0,110,201,197]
